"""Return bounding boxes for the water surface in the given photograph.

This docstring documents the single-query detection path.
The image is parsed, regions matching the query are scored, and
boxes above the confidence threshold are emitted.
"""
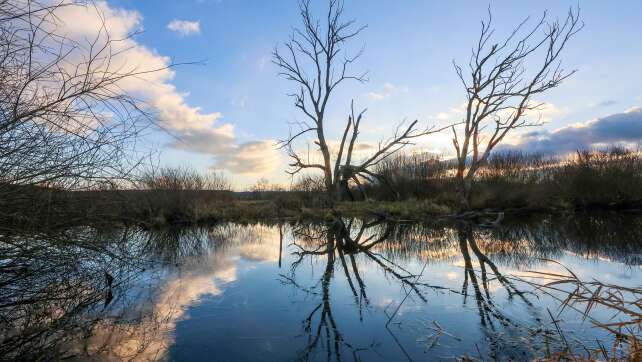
[1,214,641,361]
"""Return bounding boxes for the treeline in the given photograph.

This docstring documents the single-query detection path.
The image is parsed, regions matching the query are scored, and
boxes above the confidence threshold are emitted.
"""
[0,166,234,228]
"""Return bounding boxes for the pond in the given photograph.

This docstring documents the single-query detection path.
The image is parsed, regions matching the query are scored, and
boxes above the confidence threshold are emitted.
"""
[1,214,641,361]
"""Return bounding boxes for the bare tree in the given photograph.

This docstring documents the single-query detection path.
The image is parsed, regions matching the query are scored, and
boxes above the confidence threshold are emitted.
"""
[275,0,441,201]
[0,0,167,200]
[451,7,582,210]
[139,166,231,191]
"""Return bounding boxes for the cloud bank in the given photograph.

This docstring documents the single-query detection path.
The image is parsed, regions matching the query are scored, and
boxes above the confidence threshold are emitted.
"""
[215,141,280,175]
[504,107,642,153]
[52,1,277,175]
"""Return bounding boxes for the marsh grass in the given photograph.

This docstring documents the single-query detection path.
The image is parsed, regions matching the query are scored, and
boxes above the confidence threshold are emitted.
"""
[367,148,642,211]
[511,260,642,361]
[2,149,641,228]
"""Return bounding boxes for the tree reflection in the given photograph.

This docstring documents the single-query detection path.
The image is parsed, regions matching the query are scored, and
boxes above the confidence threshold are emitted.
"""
[2,214,642,360]
[283,219,563,360]
[457,223,533,328]
[283,218,437,361]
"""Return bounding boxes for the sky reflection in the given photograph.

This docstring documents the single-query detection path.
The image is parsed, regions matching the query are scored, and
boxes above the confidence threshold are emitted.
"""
[3,215,641,361]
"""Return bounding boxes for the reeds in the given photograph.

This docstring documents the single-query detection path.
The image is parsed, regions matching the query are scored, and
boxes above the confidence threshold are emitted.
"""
[365,148,642,210]
[513,260,642,361]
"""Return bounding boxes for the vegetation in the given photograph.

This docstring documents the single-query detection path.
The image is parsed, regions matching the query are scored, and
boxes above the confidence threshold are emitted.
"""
[365,147,642,211]
[3,148,640,229]
[223,147,642,223]
[512,262,642,361]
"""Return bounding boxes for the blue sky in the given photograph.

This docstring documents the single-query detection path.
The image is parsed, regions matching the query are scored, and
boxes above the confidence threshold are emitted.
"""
[96,0,642,187]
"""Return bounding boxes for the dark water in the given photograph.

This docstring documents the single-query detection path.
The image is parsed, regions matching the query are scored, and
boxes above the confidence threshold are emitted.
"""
[1,214,642,361]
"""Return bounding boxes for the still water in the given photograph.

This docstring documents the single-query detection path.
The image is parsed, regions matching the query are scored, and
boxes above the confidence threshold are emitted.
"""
[1,214,641,361]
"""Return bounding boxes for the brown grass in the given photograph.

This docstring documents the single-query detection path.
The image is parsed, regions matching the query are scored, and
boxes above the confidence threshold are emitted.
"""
[513,260,642,361]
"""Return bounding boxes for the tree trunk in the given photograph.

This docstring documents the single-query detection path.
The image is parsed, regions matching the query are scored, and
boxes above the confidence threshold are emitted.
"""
[333,180,344,202]
[456,175,472,212]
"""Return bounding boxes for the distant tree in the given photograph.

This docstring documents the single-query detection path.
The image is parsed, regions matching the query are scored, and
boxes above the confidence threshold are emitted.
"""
[251,177,271,193]
[274,0,443,201]
[139,166,231,191]
[451,7,582,211]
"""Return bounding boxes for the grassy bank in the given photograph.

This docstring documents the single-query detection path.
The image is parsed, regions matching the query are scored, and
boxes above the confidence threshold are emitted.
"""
[3,148,642,228]
[133,197,641,226]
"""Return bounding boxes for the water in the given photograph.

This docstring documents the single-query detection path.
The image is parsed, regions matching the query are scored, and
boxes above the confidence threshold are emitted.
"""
[1,214,641,361]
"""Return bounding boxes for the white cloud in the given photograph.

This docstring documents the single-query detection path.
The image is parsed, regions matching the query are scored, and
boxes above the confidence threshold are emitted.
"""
[49,2,278,175]
[431,101,562,123]
[367,82,406,101]
[167,19,201,36]
[215,140,280,175]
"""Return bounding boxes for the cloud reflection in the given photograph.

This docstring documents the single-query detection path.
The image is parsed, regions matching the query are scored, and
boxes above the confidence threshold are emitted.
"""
[72,224,284,361]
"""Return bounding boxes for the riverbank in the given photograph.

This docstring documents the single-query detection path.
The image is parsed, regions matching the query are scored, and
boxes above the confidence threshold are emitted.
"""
[2,184,642,230]
[133,198,642,227]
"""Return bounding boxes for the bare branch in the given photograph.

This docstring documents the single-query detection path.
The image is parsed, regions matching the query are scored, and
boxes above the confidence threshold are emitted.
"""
[450,5,582,210]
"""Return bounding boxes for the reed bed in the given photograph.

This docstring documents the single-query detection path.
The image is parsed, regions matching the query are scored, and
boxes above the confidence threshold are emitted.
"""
[511,260,642,361]
[365,148,642,210]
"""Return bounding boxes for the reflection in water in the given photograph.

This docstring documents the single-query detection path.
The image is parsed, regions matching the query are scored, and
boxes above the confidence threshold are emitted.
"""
[456,224,541,359]
[80,224,285,361]
[1,214,641,360]
[0,226,151,360]
[282,219,434,361]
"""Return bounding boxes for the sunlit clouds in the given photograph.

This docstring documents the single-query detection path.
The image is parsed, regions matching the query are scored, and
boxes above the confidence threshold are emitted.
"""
[215,140,281,175]
[502,107,642,153]
[50,1,280,177]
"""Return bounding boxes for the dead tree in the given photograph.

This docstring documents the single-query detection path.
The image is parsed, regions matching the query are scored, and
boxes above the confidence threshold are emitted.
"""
[451,7,582,210]
[274,1,441,201]
[331,101,448,201]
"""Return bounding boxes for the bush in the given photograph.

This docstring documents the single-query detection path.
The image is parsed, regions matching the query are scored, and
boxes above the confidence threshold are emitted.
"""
[136,166,233,223]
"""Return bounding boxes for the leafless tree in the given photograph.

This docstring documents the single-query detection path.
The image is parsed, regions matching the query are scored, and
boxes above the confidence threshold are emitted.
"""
[0,0,167,203]
[275,0,443,201]
[451,7,582,210]
[139,166,231,191]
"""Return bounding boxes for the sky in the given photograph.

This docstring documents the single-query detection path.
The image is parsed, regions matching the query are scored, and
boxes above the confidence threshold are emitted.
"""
[63,0,642,188]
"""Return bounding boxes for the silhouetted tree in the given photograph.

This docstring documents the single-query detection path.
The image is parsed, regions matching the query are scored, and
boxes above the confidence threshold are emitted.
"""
[275,1,443,201]
[451,7,582,210]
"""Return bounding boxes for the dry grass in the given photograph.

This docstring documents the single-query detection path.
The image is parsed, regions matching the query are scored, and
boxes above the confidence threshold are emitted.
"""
[513,260,642,361]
